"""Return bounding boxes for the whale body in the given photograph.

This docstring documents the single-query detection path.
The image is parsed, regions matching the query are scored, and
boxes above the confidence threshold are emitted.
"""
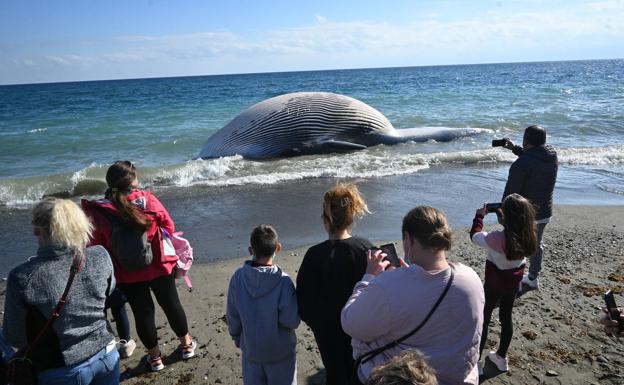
[199,92,485,159]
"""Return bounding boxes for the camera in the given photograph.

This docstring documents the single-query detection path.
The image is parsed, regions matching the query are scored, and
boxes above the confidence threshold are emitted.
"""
[485,203,502,213]
[372,243,401,268]
[491,139,508,147]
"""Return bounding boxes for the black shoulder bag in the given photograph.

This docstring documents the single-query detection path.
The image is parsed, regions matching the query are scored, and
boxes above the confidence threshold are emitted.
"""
[5,252,84,385]
[353,265,455,381]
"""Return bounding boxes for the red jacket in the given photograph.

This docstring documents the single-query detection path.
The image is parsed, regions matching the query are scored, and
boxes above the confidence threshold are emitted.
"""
[81,190,177,284]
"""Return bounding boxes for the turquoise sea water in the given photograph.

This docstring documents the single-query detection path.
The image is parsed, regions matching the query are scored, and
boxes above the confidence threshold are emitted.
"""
[1,59,623,206]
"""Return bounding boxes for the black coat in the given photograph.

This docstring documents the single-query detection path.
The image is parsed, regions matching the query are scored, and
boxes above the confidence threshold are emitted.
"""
[503,145,558,220]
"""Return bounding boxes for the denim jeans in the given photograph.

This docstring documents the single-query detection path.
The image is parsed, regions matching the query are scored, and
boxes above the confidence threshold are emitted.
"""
[528,223,547,279]
[37,341,120,385]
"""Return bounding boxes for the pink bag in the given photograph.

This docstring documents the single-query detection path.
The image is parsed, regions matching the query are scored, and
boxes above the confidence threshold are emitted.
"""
[162,229,194,292]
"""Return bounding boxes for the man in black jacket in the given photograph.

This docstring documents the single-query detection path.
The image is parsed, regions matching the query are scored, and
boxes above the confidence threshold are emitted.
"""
[502,125,558,290]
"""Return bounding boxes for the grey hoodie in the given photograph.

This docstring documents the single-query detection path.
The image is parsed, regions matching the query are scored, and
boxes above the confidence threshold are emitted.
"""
[227,260,300,363]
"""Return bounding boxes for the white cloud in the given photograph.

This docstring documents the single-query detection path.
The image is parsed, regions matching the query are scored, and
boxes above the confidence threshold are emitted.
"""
[585,0,624,11]
[316,15,328,24]
[3,3,623,83]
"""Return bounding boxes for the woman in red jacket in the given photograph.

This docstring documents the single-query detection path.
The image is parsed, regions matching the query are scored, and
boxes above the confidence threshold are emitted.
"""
[82,161,195,372]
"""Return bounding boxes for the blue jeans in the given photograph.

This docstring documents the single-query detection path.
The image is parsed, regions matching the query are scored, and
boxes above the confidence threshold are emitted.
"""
[38,342,120,385]
[528,223,547,279]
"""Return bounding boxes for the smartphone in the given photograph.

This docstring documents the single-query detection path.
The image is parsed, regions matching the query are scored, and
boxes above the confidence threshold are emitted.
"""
[604,290,624,332]
[378,243,401,268]
[492,139,507,147]
[485,202,503,213]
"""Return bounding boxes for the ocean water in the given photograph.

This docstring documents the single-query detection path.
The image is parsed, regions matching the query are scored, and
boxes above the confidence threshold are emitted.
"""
[1,59,624,206]
[0,60,623,275]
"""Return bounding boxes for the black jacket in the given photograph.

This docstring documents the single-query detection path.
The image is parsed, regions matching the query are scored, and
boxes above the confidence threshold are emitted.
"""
[503,144,558,220]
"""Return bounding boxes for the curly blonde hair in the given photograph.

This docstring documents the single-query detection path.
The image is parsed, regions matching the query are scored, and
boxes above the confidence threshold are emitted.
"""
[366,349,438,385]
[323,183,370,233]
[32,197,93,251]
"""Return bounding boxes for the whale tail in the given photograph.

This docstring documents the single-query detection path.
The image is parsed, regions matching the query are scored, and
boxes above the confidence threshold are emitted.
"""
[383,126,491,145]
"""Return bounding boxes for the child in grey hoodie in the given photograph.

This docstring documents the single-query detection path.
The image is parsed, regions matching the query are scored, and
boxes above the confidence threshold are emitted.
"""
[227,225,300,385]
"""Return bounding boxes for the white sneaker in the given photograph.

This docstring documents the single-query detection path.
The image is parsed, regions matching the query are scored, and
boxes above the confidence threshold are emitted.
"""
[486,352,508,372]
[180,338,197,360]
[521,273,539,289]
[145,353,165,372]
[117,339,136,358]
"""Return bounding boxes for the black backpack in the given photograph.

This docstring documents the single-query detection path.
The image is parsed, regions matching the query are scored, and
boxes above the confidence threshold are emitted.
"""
[98,208,153,271]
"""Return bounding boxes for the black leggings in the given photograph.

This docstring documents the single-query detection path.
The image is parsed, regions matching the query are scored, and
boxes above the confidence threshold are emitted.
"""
[480,284,517,358]
[118,272,189,350]
[312,323,355,385]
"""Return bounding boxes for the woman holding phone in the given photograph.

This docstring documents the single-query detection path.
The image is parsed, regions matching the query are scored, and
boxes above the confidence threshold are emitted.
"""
[341,206,484,385]
[296,183,373,385]
[470,194,537,373]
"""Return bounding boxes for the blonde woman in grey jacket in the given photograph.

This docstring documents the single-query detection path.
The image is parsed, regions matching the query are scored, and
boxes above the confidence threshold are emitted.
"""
[2,197,119,385]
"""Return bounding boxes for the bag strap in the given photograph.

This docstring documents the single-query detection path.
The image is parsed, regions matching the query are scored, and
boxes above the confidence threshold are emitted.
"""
[16,252,84,359]
[355,265,455,367]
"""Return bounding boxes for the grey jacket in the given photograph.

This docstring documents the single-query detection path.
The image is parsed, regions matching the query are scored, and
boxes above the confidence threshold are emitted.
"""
[3,245,115,366]
[226,261,300,363]
[503,144,558,220]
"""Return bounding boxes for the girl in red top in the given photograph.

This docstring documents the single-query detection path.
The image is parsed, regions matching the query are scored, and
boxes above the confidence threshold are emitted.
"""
[470,193,537,374]
[82,161,195,372]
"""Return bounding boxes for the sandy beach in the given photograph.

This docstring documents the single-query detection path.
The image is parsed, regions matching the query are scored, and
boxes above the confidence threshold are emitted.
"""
[1,204,623,385]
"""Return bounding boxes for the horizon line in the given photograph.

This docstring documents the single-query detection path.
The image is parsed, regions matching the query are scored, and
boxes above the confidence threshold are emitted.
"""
[2,57,622,87]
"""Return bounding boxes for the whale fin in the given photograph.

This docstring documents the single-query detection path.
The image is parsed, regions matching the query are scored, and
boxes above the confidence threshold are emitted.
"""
[319,140,367,151]
[390,127,491,143]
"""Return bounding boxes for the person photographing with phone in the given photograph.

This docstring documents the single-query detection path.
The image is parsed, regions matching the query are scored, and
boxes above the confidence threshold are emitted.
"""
[342,206,484,385]
[470,194,538,374]
[493,125,558,290]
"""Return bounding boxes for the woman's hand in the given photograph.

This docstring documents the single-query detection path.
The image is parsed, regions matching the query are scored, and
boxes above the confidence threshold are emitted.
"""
[387,257,410,271]
[366,249,390,276]
[476,205,488,217]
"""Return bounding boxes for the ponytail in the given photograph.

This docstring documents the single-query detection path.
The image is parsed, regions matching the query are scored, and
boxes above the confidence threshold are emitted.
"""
[402,206,452,252]
[323,183,370,233]
[106,161,149,230]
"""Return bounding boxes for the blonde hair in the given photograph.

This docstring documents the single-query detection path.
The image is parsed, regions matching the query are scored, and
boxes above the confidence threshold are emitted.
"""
[367,349,438,385]
[402,206,452,252]
[32,197,93,251]
[323,183,370,233]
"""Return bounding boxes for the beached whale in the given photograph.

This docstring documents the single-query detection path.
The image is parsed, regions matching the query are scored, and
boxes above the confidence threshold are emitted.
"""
[198,92,486,159]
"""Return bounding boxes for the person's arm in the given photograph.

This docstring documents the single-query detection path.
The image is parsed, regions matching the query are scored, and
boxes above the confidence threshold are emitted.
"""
[80,201,107,247]
[469,207,487,240]
[148,193,175,233]
[226,274,242,348]
[2,271,28,348]
[341,277,392,341]
[341,250,392,342]
[105,250,116,296]
[503,139,523,157]
[296,250,319,326]
[503,160,526,198]
[278,277,301,330]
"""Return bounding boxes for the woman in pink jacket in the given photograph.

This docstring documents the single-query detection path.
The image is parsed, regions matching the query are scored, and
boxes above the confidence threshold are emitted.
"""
[341,206,485,385]
[82,161,195,372]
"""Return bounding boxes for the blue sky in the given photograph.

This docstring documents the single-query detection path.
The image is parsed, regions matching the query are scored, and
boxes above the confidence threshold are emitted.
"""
[1,0,623,84]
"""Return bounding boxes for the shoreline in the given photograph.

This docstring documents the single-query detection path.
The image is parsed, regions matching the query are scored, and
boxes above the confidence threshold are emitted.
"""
[3,204,621,384]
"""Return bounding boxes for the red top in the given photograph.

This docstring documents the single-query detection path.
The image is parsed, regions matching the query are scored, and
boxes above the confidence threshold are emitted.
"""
[81,190,177,284]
